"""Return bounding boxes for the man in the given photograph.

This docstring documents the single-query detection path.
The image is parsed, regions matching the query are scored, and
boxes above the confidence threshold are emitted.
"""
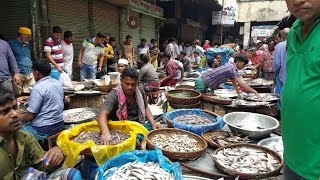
[179,51,192,76]
[195,54,261,99]
[139,54,160,92]
[0,91,81,180]
[165,38,175,59]
[0,39,20,94]
[78,32,105,81]
[159,52,182,86]
[44,26,64,80]
[136,38,150,69]
[8,27,35,95]
[98,33,115,78]
[282,0,320,179]
[120,35,135,67]
[18,60,64,140]
[98,68,160,145]
[273,28,290,110]
[261,39,276,80]
[61,31,74,78]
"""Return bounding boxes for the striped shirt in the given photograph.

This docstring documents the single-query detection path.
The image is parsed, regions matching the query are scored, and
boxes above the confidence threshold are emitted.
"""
[44,37,63,63]
[202,62,238,90]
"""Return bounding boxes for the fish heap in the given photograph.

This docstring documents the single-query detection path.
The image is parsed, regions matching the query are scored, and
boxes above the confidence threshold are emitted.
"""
[213,147,281,174]
[73,130,130,145]
[174,114,214,125]
[150,133,200,152]
[64,111,96,123]
[209,131,250,147]
[104,161,174,180]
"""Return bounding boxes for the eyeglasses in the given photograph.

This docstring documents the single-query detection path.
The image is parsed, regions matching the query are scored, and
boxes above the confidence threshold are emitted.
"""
[0,103,18,115]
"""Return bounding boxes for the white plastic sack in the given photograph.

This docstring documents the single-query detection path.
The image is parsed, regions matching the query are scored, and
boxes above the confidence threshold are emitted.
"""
[59,72,72,87]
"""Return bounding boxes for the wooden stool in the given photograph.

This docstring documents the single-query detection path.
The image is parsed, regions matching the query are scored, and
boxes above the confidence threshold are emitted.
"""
[44,131,62,150]
[147,90,161,104]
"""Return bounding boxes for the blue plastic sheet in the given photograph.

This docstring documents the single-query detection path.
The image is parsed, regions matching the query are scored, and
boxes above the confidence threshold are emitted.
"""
[96,148,182,180]
[166,109,225,135]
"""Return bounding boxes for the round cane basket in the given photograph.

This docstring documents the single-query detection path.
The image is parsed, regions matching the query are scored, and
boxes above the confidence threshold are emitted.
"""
[201,93,233,105]
[146,128,208,160]
[169,101,201,109]
[166,89,201,105]
[166,110,219,129]
[212,143,283,179]
[175,85,194,90]
[98,84,118,92]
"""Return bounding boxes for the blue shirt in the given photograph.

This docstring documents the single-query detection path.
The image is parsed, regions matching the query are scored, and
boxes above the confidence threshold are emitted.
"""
[0,40,19,81]
[273,41,287,83]
[8,39,32,75]
[27,76,64,129]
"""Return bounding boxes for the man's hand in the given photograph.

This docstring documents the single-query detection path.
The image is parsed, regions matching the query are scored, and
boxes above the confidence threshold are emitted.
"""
[57,66,63,73]
[41,146,65,167]
[101,132,112,145]
[13,73,21,85]
[78,61,82,68]
[152,123,162,130]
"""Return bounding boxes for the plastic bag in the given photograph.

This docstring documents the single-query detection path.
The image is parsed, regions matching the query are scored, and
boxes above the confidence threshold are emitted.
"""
[167,109,224,135]
[57,120,148,167]
[96,148,182,180]
[59,71,72,87]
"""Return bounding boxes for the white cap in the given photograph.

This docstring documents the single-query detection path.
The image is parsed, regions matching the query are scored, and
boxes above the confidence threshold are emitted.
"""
[118,59,128,65]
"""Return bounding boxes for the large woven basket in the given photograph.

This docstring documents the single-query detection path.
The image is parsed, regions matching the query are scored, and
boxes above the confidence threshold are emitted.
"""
[166,110,219,129]
[201,93,233,105]
[212,143,283,179]
[146,128,208,160]
[169,101,201,109]
[166,89,201,105]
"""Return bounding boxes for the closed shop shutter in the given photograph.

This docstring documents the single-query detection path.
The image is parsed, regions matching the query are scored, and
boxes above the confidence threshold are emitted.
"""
[120,9,140,47]
[92,0,119,40]
[141,15,156,44]
[0,0,30,40]
[47,0,90,80]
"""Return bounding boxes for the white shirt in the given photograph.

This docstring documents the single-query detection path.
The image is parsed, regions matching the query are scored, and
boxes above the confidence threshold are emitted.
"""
[61,40,74,69]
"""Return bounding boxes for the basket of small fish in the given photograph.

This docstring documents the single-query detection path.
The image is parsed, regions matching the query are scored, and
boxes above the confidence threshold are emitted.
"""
[223,112,279,139]
[165,109,224,135]
[201,93,233,105]
[96,148,182,180]
[146,128,208,160]
[63,108,99,124]
[201,130,250,148]
[166,89,201,105]
[211,144,283,179]
[57,120,148,167]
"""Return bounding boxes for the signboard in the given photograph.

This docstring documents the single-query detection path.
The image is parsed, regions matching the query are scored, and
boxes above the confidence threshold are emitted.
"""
[129,0,164,17]
[212,11,222,25]
[221,5,236,26]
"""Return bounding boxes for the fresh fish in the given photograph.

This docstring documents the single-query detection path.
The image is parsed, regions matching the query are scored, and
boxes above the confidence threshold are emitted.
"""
[73,130,129,145]
[213,147,281,174]
[104,161,174,180]
[150,133,200,152]
[174,114,214,125]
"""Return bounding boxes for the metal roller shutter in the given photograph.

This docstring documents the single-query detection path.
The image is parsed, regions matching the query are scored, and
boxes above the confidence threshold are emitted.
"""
[92,0,119,40]
[0,0,30,40]
[120,9,140,47]
[47,0,90,80]
[141,15,156,44]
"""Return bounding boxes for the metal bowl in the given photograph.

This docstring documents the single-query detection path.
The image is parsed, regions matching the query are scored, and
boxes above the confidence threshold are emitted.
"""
[223,112,279,139]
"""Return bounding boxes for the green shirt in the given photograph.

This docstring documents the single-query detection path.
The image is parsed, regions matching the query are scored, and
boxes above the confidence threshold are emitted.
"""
[0,130,45,180]
[282,18,320,179]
